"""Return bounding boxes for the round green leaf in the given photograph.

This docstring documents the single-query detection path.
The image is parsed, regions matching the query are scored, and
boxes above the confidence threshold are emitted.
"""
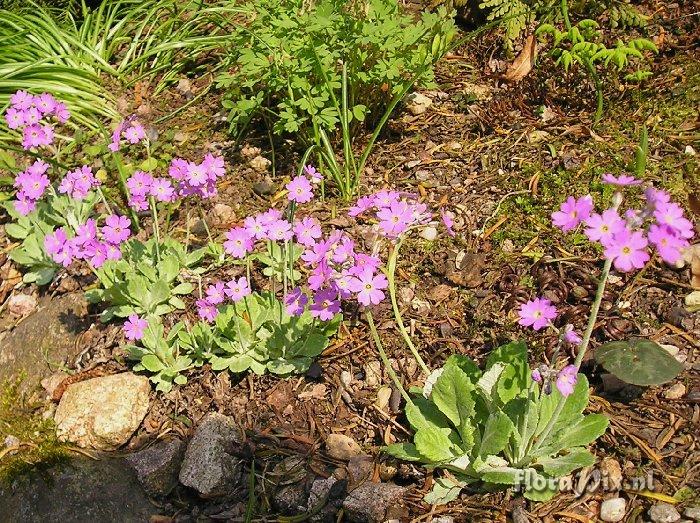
[595,339,683,386]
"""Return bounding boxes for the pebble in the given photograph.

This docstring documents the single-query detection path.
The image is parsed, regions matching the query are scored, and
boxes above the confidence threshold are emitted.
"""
[420,226,438,241]
[375,386,392,411]
[363,360,382,388]
[7,293,37,317]
[405,92,433,115]
[599,457,623,490]
[649,502,681,523]
[252,175,275,195]
[600,497,627,522]
[249,155,271,172]
[664,383,686,400]
[684,506,700,521]
[326,434,362,461]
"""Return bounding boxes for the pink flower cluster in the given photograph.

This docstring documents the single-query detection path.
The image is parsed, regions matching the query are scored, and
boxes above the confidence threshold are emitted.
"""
[552,175,695,272]
[196,277,252,322]
[44,214,131,268]
[124,314,148,341]
[124,154,226,211]
[108,118,147,152]
[4,90,69,150]
[349,189,451,238]
[58,165,100,200]
[13,160,51,215]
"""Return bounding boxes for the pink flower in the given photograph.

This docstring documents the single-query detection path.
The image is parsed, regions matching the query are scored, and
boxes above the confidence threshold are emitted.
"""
[644,188,670,210]
[186,162,209,187]
[309,288,341,321]
[54,102,70,123]
[531,369,543,382]
[648,224,688,265]
[102,215,131,245]
[244,214,269,240]
[15,170,49,200]
[150,178,175,202]
[197,299,219,322]
[551,195,593,231]
[286,175,313,204]
[202,153,225,178]
[294,216,322,246]
[10,90,34,110]
[304,165,323,183]
[224,227,254,258]
[602,173,642,186]
[555,365,578,397]
[518,298,557,330]
[604,228,649,272]
[59,166,98,200]
[224,277,251,302]
[169,158,189,181]
[5,107,25,129]
[376,200,412,237]
[205,282,227,305]
[124,122,146,144]
[285,287,308,316]
[267,219,293,242]
[14,198,36,215]
[127,171,153,197]
[654,202,695,240]
[563,325,582,345]
[35,93,56,115]
[22,124,46,149]
[350,253,382,276]
[349,269,388,306]
[74,219,97,246]
[308,261,332,291]
[374,190,400,208]
[332,269,354,299]
[584,209,626,246]
[44,228,68,256]
[441,210,456,237]
[123,314,148,341]
[348,195,376,217]
[23,107,41,125]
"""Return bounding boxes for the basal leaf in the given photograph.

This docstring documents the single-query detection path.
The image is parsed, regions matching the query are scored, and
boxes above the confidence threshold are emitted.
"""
[479,410,513,457]
[536,447,596,477]
[384,442,423,462]
[414,426,457,463]
[596,339,684,386]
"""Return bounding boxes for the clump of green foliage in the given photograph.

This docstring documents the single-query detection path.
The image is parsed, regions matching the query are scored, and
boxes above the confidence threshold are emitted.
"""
[385,342,608,503]
[125,293,341,392]
[217,0,455,198]
[537,5,657,124]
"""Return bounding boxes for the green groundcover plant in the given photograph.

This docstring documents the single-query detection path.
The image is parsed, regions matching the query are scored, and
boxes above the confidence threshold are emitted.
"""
[217,0,456,198]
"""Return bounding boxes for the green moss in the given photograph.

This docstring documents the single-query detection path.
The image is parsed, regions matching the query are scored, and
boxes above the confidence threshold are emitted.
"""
[0,379,69,484]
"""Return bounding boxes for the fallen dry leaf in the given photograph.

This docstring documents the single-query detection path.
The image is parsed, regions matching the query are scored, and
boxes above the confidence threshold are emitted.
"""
[504,34,537,83]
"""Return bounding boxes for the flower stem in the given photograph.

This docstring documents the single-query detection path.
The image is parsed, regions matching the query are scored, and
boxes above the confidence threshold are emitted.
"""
[150,196,161,263]
[387,241,430,377]
[366,310,411,404]
[526,257,612,460]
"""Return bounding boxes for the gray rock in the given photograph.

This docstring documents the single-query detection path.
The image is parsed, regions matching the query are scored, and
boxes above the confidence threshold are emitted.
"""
[0,457,155,522]
[273,480,311,515]
[0,293,90,392]
[406,92,433,115]
[179,412,245,497]
[649,503,682,523]
[600,497,627,522]
[306,476,346,523]
[253,175,275,195]
[342,482,408,523]
[346,455,374,486]
[684,507,700,521]
[126,438,186,496]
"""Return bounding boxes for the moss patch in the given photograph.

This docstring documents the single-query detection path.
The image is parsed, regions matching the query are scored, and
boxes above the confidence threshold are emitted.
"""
[0,378,69,484]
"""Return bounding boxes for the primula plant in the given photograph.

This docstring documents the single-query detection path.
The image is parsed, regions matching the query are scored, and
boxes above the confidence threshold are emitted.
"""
[377,144,693,502]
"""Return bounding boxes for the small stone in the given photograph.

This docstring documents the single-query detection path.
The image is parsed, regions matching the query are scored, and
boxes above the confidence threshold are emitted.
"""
[41,371,69,397]
[211,203,235,228]
[3,434,20,453]
[342,482,408,523]
[684,506,700,521]
[420,226,438,241]
[685,145,696,156]
[664,383,686,400]
[599,457,623,490]
[54,373,150,450]
[173,131,188,143]
[306,476,344,522]
[398,286,414,305]
[364,361,382,388]
[326,434,362,461]
[126,438,186,496]
[253,175,275,196]
[179,413,245,497]
[176,78,192,94]
[405,92,432,116]
[240,144,261,158]
[273,480,310,515]
[600,497,627,522]
[347,455,374,486]
[249,155,271,172]
[649,502,682,523]
[7,293,37,317]
[375,387,392,411]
